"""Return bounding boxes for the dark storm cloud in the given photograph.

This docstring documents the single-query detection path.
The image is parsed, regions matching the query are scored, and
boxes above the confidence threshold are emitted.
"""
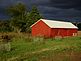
[30,0,50,6]
[38,5,81,15]
[0,0,81,21]
[38,6,81,18]
[32,0,81,22]
[50,0,81,10]
[29,0,81,10]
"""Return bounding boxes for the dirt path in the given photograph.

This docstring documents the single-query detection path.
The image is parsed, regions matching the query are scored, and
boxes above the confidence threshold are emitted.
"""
[7,48,51,61]
[32,48,50,53]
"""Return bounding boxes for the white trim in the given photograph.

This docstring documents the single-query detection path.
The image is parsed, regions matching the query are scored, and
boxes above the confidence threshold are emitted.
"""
[30,19,41,27]
[30,19,78,29]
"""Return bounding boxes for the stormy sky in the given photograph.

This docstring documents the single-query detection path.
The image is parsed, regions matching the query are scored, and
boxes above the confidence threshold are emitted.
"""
[0,0,81,22]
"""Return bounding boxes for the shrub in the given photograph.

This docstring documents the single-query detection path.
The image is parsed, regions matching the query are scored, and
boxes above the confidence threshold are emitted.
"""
[0,34,13,51]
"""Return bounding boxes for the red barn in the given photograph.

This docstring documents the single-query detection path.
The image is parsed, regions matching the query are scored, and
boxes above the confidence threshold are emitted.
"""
[31,19,78,38]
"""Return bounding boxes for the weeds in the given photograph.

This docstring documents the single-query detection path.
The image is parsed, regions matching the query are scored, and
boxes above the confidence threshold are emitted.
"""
[0,33,81,61]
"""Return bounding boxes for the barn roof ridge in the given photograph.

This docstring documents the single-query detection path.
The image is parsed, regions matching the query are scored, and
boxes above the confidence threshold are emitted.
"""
[31,19,78,29]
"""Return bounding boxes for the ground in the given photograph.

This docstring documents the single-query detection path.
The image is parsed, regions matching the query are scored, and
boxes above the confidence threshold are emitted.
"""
[0,31,81,61]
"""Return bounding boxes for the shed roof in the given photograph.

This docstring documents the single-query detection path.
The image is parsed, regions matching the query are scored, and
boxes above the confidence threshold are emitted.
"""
[31,19,78,29]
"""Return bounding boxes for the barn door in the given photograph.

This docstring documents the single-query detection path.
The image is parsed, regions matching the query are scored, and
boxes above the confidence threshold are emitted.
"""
[57,30,60,36]
[55,29,62,38]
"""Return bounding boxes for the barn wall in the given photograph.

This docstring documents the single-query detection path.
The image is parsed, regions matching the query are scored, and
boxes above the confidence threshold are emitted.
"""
[67,29,78,36]
[50,28,68,37]
[50,28,59,37]
[31,20,51,37]
[50,28,78,37]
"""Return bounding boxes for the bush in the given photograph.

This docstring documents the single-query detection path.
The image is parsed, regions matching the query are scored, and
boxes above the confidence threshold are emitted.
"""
[0,34,13,51]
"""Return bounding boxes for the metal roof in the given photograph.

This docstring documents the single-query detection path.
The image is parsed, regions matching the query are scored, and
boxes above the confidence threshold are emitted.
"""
[31,19,78,29]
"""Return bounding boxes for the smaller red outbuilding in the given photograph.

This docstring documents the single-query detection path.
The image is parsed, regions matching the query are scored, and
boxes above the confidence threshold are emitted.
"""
[31,19,78,38]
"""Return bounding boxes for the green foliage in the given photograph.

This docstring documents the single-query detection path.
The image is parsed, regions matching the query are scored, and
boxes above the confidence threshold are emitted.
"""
[8,3,26,17]
[77,23,81,30]
[27,6,42,22]
[7,3,28,33]
[0,20,12,32]
[0,34,13,52]
[7,3,42,33]
[25,5,43,32]
[30,6,42,22]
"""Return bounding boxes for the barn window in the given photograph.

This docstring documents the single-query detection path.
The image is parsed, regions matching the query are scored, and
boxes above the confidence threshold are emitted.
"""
[73,33,77,36]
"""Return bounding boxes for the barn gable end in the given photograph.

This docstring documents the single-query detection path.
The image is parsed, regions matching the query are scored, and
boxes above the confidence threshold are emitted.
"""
[31,20,51,37]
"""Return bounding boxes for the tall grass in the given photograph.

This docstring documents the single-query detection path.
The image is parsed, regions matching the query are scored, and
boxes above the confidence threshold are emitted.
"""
[0,32,81,61]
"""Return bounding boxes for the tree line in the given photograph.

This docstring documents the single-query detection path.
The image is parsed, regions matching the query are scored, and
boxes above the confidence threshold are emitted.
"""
[0,3,81,33]
[0,3,42,33]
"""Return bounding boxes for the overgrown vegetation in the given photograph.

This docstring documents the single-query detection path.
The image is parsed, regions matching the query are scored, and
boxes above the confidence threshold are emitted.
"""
[0,3,42,33]
[0,33,81,61]
[8,3,42,33]
[0,20,12,32]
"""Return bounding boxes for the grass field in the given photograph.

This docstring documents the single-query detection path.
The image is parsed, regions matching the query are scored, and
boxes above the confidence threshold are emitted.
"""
[0,31,81,61]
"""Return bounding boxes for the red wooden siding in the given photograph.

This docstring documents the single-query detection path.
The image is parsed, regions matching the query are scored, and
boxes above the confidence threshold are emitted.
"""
[31,20,78,38]
[50,28,78,38]
[32,20,51,37]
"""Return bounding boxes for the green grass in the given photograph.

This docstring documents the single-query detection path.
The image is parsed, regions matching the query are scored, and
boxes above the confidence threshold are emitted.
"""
[0,33,81,61]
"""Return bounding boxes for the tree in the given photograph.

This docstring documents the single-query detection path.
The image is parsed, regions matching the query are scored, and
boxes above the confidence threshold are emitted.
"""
[0,20,12,32]
[8,3,28,33]
[28,6,42,22]
[26,6,42,32]
[8,3,26,17]
[8,3,43,33]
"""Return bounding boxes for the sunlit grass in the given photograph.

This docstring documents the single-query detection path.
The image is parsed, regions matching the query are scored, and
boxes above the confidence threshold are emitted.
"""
[0,32,81,61]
